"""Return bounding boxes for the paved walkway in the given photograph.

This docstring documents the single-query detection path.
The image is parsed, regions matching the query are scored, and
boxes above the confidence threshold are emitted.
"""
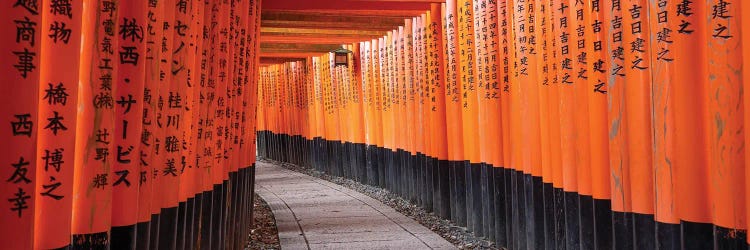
[255,161,456,250]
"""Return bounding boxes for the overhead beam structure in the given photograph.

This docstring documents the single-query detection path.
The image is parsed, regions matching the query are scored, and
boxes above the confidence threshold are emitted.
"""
[259,0,440,63]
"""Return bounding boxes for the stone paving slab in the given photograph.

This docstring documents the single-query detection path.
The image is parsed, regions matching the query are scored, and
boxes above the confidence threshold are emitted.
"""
[297,215,403,234]
[255,161,457,250]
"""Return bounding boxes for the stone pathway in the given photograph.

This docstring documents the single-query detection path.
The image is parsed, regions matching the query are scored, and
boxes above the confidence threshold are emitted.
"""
[255,161,457,250]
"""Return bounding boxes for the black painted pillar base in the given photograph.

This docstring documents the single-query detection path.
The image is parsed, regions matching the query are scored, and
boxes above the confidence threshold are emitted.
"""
[336,141,345,177]
[149,213,160,250]
[415,153,424,207]
[176,201,187,250]
[192,193,202,249]
[366,145,377,186]
[385,149,393,193]
[200,190,212,250]
[329,140,337,176]
[633,213,656,249]
[593,198,613,250]
[288,135,294,165]
[324,139,330,174]
[312,138,317,168]
[110,224,136,250]
[612,211,633,250]
[541,182,554,249]
[470,162,483,237]
[273,132,278,160]
[453,161,467,227]
[220,180,229,250]
[509,170,523,249]
[530,176,544,249]
[418,154,428,212]
[579,195,595,250]
[389,149,396,195]
[188,196,197,250]
[402,150,409,199]
[319,138,325,172]
[158,206,178,250]
[358,144,368,184]
[681,220,713,250]
[448,161,457,223]
[437,160,451,220]
[239,168,249,248]
[397,149,411,200]
[494,167,507,246]
[424,156,434,213]
[409,154,418,204]
[378,148,386,189]
[326,139,332,174]
[480,163,491,239]
[486,165,497,243]
[396,149,405,198]
[298,136,304,165]
[551,187,565,250]
[281,134,289,163]
[357,144,367,184]
[227,171,239,250]
[135,221,151,250]
[355,143,361,182]
[465,161,474,232]
[394,150,399,198]
[481,163,495,242]
[234,169,243,249]
[296,136,304,165]
[306,137,311,166]
[347,143,356,181]
[564,191,580,249]
[211,183,223,250]
[342,142,351,179]
[715,225,748,250]
[319,138,326,173]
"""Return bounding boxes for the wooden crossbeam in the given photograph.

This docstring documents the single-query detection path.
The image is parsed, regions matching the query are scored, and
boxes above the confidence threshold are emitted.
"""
[260,35,384,45]
[261,43,343,53]
[263,9,424,17]
[262,11,409,23]
[263,0,431,11]
[348,0,443,2]
[261,27,386,36]
[261,52,329,57]
[261,20,400,31]
[259,0,436,66]
[260,57,307,66]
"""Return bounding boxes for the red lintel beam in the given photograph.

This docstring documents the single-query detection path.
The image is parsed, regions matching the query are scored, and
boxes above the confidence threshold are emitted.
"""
[261,11,410,24]
[265,9,425,17]
[262,0,431,11]
[349,0,444,2]
[261,27,385,36]
[261,20,400,31]
[261,35,382,45]
[260,57,307,65]
[261,52,328,58]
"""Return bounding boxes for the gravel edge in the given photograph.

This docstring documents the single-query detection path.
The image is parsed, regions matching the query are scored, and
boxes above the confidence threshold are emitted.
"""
[246,192,281,250]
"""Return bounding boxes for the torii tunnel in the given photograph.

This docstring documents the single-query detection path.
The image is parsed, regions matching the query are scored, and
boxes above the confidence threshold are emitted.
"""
[1,0,750,249]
